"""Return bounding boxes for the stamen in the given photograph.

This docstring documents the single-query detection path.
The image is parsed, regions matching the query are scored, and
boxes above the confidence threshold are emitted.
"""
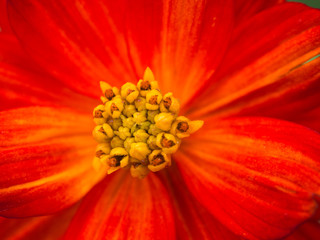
[177,121,189,132]
[151,154,165,166]
[95,150,104,158]
[94,110,104,118]
[163,97,172,109]
[98,127,105,133]
[140,81,151,90]
[92,67,203,178]
[105,89,115,100]
[108,155,124,167]
[110,103,119,113]
[149,95,158,105]
[161,136,175,148]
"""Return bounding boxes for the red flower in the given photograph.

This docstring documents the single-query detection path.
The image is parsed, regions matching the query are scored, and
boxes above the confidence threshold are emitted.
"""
[1,0,320,239]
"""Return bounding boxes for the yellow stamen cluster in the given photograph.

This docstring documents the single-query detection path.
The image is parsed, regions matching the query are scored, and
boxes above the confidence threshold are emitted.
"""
[92,67,203,179]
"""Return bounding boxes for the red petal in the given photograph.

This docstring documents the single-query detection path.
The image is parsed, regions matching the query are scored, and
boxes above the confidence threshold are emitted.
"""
[7,0,140,98]
[64,171,175,240]
[0,107,105,217]
[0,34,96,111]
[8,0,234,105]
[294,106,320,133]
[160,166,239,240]
[0,0,12,33]
[188,3,320,119]
[0,204,78,240]
[285,221,320,240]
[176,117,320,239]
[123,0,234,107]
[234,0,285,24]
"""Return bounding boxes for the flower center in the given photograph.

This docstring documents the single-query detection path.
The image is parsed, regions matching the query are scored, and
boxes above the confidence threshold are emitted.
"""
[92,67,203,179]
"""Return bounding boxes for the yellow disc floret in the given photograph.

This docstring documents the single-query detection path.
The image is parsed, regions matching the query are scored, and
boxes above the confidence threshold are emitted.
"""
[92,67,203,178]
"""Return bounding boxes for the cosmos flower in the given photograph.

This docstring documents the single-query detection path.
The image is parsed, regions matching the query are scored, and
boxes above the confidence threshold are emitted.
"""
[1,0,320,239]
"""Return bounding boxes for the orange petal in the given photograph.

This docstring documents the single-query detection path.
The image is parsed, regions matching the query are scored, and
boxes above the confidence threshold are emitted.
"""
[188,3,320,119]
[160,166,239,240]
[0,107,105,217]
[8,0,234,106]
[0,203,78,240]
[7,0,139,98]
[0,34,96,112]
[64,171,175,240]
[176,117,320,239]
[122,0,234,107]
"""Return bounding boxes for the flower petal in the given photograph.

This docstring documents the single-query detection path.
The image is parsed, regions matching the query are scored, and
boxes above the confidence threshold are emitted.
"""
[294,106,320,133]
[0,0,11,33]
[123,0,234,108]
[176,117,320,239]
[161,166,239,240]
[0,34,97,111]
[64,171,175,240]
[0,204,78,240]
[234,0,284,24]
[285,220,320,240]
[0,107,105,217]
[7,0,140,98]
[8,0,234,105]
[188,3,320,119]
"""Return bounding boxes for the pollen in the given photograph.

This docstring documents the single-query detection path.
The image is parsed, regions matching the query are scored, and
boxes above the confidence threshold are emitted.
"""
[92,67,203,179]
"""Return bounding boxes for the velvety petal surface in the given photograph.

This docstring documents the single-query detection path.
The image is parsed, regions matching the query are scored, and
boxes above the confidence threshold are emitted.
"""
[176,117,320,240]
[64,171,175,240]
[0,0,11,33]
[7,0,143,98]
[188,3,320,120]
[8,0,234,106]
[285,220,320,240]
[0,107,105,217]
[0,203,78,240]
[160,166,239,240]
[294,106,320,133]
[124,0,234,107]
[0,34,97,111]
[233,0,284,24]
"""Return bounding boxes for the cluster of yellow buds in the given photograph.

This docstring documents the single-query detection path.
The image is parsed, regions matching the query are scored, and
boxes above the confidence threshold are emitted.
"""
[92,67,203,179]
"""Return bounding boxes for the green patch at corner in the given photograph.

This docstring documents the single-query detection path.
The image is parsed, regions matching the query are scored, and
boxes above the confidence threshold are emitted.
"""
[288,0,320,8]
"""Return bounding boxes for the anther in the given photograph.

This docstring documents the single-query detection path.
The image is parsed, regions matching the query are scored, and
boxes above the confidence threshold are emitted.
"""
[161,136,175,148]
[105,89,115,100]
[177,121,189,132]
[163,97,172,109]
[96,150,104,158]
[140,81,151,90]
[151,154,165,166]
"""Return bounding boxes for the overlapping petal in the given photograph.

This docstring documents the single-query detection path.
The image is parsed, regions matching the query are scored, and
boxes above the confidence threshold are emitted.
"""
[285,220,320,240]
[8,0,234,107]
[294,106,320,133]
[0,204,78,240]
[0,0,11,33]
[233,0,284,24]
[0,107,105,217]
[0,34,97,111]
[64,171,175,240]
[188,3,320,120]
[161,167,239,240]
[124,0,234,107]
[7,0,142,98]
[176,117,320,239]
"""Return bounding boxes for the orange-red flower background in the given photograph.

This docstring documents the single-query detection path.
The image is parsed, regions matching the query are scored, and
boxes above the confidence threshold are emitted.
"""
[1,0,320,239]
